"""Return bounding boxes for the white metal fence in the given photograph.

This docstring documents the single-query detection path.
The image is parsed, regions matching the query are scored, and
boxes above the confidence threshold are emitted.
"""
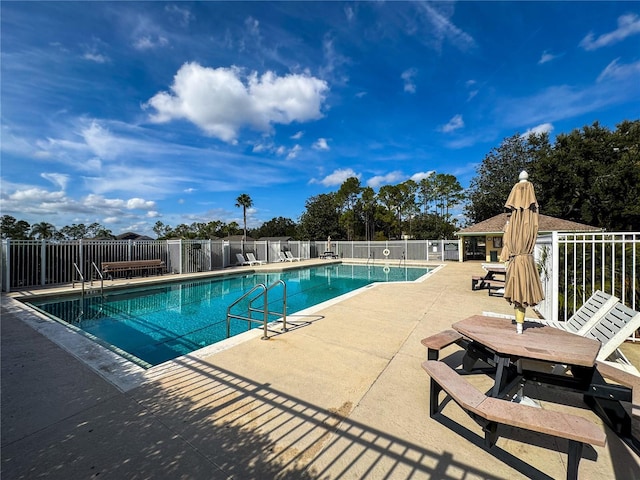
[535,232,639,339]
[4,233,637,335]
[0,238,458,292]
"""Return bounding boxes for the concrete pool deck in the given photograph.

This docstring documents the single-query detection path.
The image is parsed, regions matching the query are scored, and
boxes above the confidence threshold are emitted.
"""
[2,260,639,479]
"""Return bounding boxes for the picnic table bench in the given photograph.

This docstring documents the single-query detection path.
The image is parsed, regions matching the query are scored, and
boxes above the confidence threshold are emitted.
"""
[101,259,166,279]
[422,360,606,480]
[471,264,506,296]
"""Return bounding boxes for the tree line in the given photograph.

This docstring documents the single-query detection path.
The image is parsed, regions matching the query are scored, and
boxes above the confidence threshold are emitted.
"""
[2,120,638,241]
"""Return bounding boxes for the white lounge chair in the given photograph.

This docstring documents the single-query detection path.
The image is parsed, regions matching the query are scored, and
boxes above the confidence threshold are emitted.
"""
[583,302,640,373]
[236,253,251,266]
[532,290,619,335]
[246,252,266,265]
[278,251,293,262]
[285,251,301,261]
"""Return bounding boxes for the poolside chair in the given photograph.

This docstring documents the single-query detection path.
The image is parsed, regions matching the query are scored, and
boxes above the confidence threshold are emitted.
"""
[285,251,301,261]
[246,252,266,265]
[236,253,251,266]
[278,251,293,262]
[531,290,619,335]
[583,302,640,374]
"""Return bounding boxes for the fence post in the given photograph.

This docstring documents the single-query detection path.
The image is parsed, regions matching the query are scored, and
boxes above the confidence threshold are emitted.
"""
[551,231,559,323]
[40,240,47,286]
[3,239,10,292]
[78,239,84,284]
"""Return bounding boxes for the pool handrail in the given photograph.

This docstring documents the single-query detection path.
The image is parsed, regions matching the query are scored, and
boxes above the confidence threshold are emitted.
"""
[226,279,287,340]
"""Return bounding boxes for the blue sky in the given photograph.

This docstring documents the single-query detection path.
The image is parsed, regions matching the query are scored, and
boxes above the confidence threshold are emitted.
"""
[2,2,639,236]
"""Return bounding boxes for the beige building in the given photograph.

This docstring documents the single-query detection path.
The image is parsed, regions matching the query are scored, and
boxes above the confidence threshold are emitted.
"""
[456,213,601,262]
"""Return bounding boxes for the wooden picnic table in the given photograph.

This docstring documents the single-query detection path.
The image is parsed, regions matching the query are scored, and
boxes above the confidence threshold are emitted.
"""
[450,315,637,451]
[452,315,601,396]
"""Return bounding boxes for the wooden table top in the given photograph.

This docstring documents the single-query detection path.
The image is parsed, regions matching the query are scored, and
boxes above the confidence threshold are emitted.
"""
[452,315,601,367]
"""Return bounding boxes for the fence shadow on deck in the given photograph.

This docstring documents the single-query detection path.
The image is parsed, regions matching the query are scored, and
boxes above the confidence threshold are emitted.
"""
[132,355,588,479]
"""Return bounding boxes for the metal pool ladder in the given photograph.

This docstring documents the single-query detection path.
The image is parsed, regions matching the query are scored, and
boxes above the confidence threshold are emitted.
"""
[226,279,287,340]
[72,261,104,297]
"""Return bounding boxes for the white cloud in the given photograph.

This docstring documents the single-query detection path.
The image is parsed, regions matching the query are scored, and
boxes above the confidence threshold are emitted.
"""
[41,173,69,190]
[312,138,330,150]
[291,131,304,140]
[401,68,418,93]
[314,168,360,187]
[580,13,640,51]
[145,62,329,143]
[521,123,554,138]
[416,3,476,52]
[439,114,464,133]
[597,58,640,83]
[81,121,121,159]
[496,59,640,129]
[410,171,435,182]
[367,171,406,189]
[82,52,109,63]
[538,50,560,65]
[127,198,156,209]
[320,34,350,85]
[165,5,192,27]
[344,5,355,22]
[0,177,157,228]
[245,16,260,37]
[133,35,168,50]
[286,144,302,160]
[84,194,156,211]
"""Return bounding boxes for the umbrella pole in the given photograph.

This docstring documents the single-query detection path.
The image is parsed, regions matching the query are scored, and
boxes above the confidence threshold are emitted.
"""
[515,305,525,334]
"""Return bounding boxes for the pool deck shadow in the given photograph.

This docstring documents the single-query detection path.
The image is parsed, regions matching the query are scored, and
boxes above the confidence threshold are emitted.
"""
[2,260,640,479]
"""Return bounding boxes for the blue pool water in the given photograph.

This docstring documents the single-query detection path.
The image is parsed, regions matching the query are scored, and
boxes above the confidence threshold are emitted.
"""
[28,263,431,367]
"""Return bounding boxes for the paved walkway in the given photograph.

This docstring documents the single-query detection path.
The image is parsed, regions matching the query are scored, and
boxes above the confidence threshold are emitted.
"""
[2,261,639,479]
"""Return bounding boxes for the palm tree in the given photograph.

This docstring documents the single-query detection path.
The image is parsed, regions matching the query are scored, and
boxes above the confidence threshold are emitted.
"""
[30,222,56,240]
[235,194,253,241]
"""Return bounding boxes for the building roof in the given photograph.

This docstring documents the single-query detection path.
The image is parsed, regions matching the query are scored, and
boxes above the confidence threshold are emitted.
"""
[258,236,293,241]
[456,213,602,236]
[116,232,154,240]
[224,235,256,241]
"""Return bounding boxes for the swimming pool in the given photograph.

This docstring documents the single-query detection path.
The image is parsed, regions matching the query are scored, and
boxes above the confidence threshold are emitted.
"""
[26,263,432,367]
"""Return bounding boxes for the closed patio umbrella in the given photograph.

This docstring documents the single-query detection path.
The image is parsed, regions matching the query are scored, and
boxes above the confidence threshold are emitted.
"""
[503,171,544,334]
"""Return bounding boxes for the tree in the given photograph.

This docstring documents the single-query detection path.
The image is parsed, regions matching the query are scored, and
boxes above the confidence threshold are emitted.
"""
[235,194,253,241]
[377,185,403,239]
[30,222,56,240]
[0,215,31,239]
[253,217,297,238]
[431,173,465,220]
[336,177,362,240]
[153,221,172,239]
[298,193,341,240]
[200,220,223,239]
[532,121,640,230]
[397,180,419,237]
[417,174,436,214]
[357,187,377,241]
[465,133,549,223]
[59,223,88,240]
